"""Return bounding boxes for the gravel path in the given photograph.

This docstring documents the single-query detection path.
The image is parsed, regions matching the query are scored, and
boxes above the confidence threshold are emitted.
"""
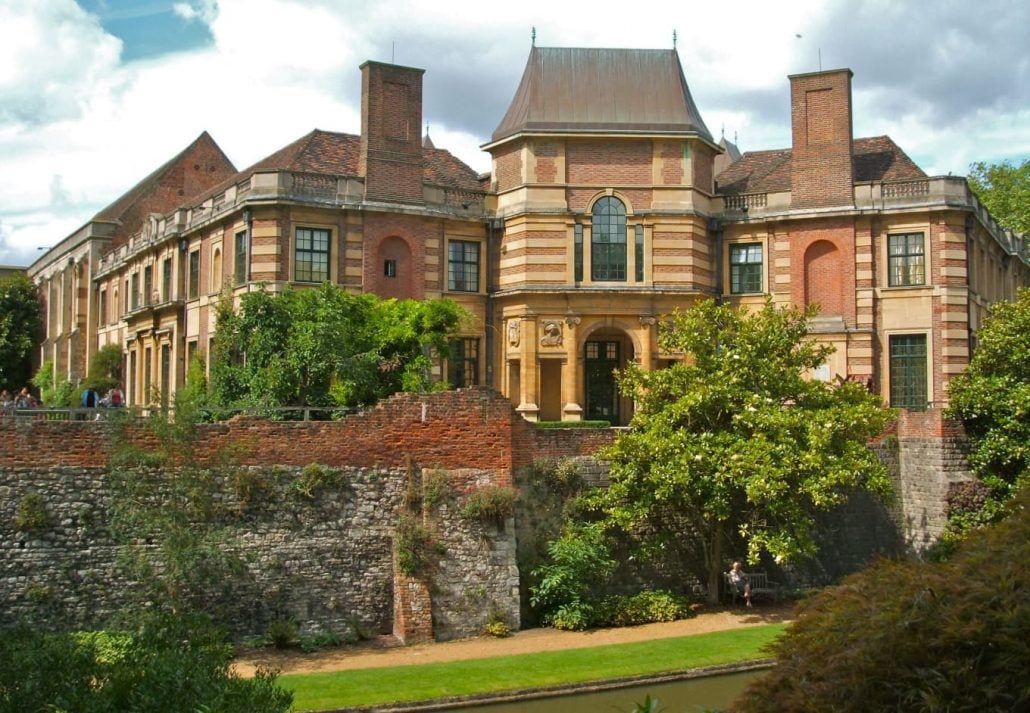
[233,603,795,677]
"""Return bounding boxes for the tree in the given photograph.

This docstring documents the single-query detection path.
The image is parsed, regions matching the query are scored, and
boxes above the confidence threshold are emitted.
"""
[209,283,467,411]
[593,300,893,603]
[0,273,42,391]
[85,343,123,393]
[732,485,1030,713]
[944,288,1030,542]
[967,158,1030,235]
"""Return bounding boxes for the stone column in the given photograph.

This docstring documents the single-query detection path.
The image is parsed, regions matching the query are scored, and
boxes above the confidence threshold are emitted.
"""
[515,317,539,421]
[639,316,657,370]
[561,315,582,421]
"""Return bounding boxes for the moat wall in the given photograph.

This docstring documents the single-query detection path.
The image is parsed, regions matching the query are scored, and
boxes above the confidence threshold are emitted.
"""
[0,389,969,637]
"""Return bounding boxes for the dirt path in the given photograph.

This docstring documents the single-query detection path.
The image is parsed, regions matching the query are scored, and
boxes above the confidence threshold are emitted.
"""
[234,603,795,677]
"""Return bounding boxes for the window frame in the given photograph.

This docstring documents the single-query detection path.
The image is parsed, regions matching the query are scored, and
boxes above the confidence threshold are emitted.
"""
[447,239,480,293]
[590,196,628,282]
[234,230,248,286]
[729,243,763,294]
[887,232,926,287]
[188,250,200,300]
[889,333,928,410]
[449,337,480,388]
[294,227,331,283]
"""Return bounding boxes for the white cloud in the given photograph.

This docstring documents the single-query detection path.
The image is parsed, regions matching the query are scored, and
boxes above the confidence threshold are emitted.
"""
[0,0,124,125]
[1,0,1028,266]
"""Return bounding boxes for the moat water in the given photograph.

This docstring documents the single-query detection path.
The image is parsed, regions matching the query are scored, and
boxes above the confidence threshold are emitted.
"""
[464,669,761,712]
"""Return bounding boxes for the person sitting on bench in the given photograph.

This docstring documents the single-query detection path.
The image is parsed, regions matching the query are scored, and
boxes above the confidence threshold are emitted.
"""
[728,561,752,607]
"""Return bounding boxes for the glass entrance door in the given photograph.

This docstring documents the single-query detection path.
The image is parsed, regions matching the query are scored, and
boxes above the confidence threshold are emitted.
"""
[585,340,620,424]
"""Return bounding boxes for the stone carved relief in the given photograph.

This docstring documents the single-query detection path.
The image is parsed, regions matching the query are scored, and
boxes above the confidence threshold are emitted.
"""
[540,320,563,347]
[507,319,520,348]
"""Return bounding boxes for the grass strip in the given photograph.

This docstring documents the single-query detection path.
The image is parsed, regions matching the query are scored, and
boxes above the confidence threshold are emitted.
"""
[283,622,786,712]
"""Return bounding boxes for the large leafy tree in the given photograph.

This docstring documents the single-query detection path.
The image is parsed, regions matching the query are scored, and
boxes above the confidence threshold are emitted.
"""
[945,287,1030,539]
[967,158,1030,235]
[0,273,42,391]
[209,283,466,410]
[594,300,893,602]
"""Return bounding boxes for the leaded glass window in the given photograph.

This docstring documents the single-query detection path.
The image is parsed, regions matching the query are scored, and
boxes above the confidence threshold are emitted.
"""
[295,227,330,283]
[591,197,627,281]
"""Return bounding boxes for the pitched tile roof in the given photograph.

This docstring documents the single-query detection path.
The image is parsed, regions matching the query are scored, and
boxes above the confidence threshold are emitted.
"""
[92,131,236,238]
[716,136,926,195]
[194,129,484,204]
[491,47,713,144]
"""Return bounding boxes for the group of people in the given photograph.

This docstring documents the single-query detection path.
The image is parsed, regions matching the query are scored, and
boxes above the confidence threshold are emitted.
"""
[0,387,40,412]
[0,385,124,414]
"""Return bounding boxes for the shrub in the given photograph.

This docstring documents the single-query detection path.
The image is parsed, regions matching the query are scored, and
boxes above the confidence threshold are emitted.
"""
[264,617,299,649]
[461,485,518,528]
[592,590,691,627]
[530,524,615,630]
[0,613,292,712]
[732,486,1030,713]
[483,620,511,638]
[300,630,344,653]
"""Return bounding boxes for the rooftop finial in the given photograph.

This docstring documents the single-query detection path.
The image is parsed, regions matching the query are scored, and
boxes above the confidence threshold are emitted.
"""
[531,26,536,46]
[720,124,725,140]
[673,29,677,49]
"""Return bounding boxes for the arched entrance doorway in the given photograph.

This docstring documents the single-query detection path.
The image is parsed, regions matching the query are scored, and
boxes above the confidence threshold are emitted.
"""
[583,328,635,425]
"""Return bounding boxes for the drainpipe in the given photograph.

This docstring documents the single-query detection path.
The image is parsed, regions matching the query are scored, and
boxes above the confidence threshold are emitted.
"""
[484,217,500,388]
[709,217,724,303]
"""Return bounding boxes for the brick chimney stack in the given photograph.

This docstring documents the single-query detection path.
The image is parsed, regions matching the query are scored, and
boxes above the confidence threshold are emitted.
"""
[359,61,425,204]
[789,68,855,209]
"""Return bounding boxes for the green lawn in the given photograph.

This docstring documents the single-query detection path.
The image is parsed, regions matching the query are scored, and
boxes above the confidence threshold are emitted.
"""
[282,623,786,712]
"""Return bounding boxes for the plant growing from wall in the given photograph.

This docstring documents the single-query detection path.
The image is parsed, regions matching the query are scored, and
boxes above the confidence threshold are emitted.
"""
[106,362,251,621]
[14,493,51,531]
[461,484,518,528]
[395,513,436,577]
[290,462,346,499]
[422,467,454,510]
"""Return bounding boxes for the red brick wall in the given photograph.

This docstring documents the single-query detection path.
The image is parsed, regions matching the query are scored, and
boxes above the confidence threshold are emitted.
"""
[789,217,857,325]
[0,389,620,482]
[567,141,651,187]
[534,141,559,183]
[790,70,854,209]
[110,135,236,247]
[659,141,684,185]
[360,62,425,204]
[494,144,523,192]
[362,212,435,299]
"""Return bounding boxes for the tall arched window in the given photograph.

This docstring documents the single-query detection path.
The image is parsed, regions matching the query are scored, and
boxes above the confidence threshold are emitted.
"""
[591,196,627,281]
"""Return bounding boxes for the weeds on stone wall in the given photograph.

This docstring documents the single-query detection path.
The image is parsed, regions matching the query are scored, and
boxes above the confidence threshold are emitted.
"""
[395,513,438,577]
[290,463,347,499]
[461,485,518,529]
[14,493,51,531]
[422,467,454,510]
[105,353,252,622]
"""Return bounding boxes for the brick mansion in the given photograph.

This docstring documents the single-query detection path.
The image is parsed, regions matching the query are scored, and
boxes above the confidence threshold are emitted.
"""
[28,46,1030,425]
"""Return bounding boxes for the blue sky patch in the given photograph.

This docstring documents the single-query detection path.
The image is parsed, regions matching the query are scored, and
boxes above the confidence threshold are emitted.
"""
[77,0,214,61]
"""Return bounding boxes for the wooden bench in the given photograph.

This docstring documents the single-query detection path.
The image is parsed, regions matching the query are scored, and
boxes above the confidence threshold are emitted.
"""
[724,570,779,605]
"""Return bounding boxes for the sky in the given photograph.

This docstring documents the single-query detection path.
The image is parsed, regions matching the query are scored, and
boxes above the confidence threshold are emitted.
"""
[1,0,1028,267]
